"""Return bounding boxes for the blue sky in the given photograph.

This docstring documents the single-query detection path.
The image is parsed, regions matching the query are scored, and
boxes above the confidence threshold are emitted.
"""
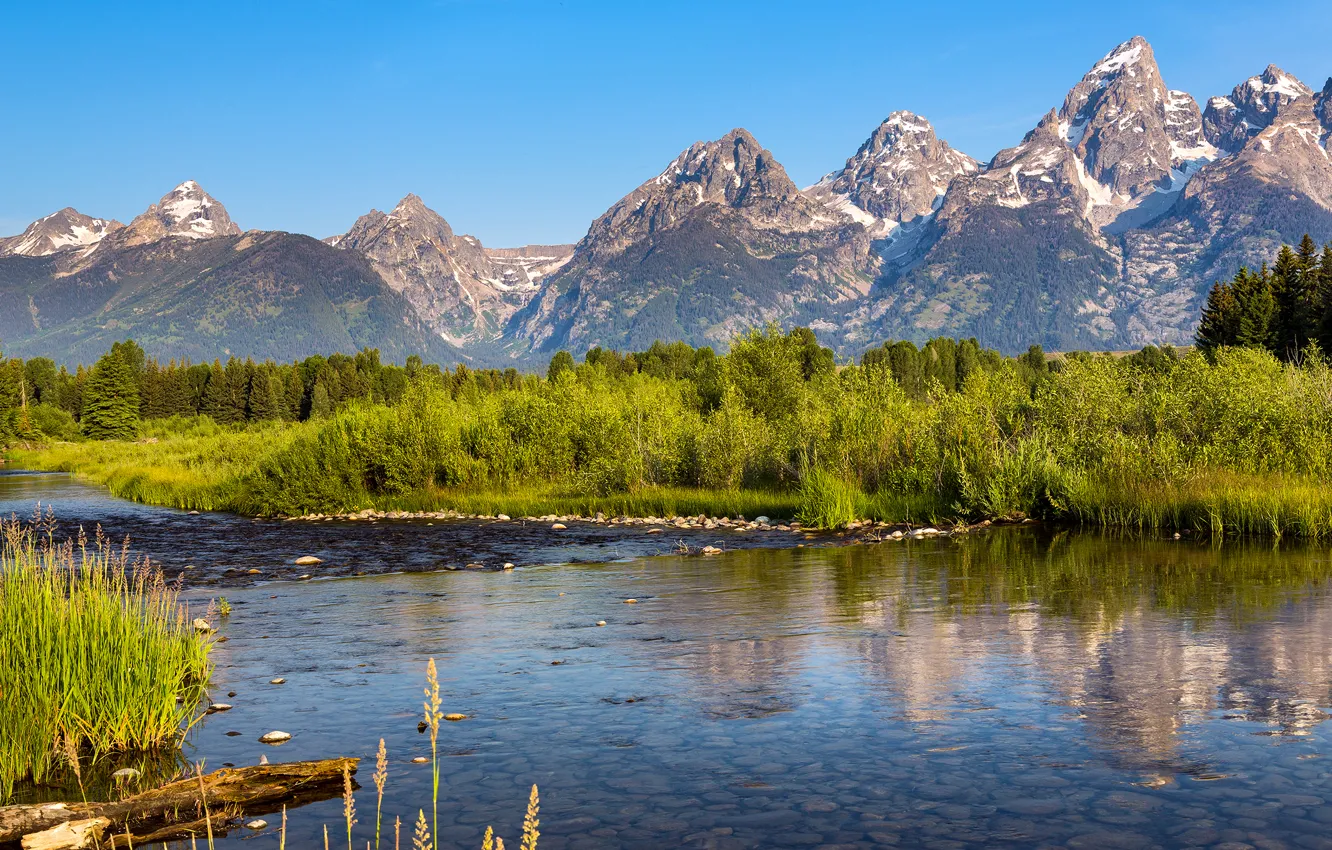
[3,0,1330,247]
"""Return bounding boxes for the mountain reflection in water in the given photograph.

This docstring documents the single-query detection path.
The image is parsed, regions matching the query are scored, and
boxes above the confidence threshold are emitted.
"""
[4,471,1332,849]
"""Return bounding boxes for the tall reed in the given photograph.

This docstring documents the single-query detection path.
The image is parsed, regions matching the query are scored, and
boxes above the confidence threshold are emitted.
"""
[0,512,212,801]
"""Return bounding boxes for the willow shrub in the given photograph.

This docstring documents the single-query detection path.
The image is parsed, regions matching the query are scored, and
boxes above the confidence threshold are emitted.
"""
[0,516,212,801]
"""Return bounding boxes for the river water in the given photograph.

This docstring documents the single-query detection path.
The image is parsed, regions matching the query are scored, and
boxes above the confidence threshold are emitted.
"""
[4,470,1332,849]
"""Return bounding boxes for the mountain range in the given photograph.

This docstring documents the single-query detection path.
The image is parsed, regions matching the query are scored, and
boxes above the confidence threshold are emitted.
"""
[3,36,1330,365]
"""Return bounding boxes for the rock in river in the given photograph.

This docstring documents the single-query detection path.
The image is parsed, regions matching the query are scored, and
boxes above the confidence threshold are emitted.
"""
[294,556,323,566]
[259,731,292,744]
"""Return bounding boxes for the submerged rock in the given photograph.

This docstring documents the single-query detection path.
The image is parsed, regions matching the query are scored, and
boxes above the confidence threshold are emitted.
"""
[111,768,140,782]
[294,556,323,566]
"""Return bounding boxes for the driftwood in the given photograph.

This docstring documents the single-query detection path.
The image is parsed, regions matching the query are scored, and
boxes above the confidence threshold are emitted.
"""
[1,757,358,848]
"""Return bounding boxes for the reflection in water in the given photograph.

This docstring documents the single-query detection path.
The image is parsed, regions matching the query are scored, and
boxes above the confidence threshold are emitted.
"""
[5,472,1332,848]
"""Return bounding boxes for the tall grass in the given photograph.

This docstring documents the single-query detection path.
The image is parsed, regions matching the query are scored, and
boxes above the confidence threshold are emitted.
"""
[0,512,212,801]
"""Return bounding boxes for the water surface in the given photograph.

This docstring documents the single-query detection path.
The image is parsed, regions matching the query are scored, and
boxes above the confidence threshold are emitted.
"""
[5,471,1332,850]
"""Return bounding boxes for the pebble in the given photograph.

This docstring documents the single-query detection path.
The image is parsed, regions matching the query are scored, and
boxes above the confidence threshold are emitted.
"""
[192,618,214,633]
[111,768,141,782]
[412,756,429,763]
[247,569,261,575]
[445,713,467,722]
[701,546,723,555]
[294,556,323,566]
[244,820,268,831]
[258,731,292,744]
[270,678,286,685]
[596,620,607,627]
[497,514,511,521]
[206,703,233,713]
[624,598,638,604]
[552,523,567,530]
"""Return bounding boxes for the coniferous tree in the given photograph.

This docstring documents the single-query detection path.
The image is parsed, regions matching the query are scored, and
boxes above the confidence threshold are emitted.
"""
[284,366,305,420]
[202,360,229,422]
[1196,278,1241,352]
[1234,266,1278,349]
[81,350,140,440]
[247,366,283,421]
[1319,244,1332,353]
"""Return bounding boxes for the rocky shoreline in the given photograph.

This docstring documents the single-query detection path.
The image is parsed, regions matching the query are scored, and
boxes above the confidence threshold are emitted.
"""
[284,507,1008,541]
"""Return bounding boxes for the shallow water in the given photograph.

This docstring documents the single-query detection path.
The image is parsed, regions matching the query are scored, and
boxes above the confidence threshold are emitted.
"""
[6,471,1332,849]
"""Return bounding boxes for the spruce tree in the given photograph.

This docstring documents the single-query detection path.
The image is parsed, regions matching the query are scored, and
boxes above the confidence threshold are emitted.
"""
[1196,278,1240,352]
[81,351,140,440]
[284,366,305,420]
[1319,244,1332,353]
[202,360,229,422]
[1235,266,1278,350]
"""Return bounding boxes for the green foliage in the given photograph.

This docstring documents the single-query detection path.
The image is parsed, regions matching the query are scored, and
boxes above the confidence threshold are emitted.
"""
[0,516,212,801]
[80,350,140,440]
[797,469,860,529]
[1197,234,1332,360]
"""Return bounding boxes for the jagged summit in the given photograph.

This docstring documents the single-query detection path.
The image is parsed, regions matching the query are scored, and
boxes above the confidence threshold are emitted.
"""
[331,194,564,345]
[1203,65,1315,153]
[0,208,122,257]
[577,128,839,263]
[805,111,978,233]
[117,180,240,247]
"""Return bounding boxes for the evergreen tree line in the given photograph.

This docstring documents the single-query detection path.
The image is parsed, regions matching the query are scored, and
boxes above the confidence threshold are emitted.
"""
[0,342,531,442]
[1196,234,1332,359]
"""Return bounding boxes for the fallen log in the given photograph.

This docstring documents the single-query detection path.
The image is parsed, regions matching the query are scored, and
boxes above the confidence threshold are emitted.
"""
[0,757,357,847]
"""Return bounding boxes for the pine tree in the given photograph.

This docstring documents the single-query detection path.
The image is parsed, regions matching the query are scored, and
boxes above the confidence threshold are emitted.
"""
[1235,265,1278,350]
[139,359,167,419]
[310,379,332,419]
[1272,241,1319,359]
[1196,278,1241,353]
[202,360,229,423]
[284,366,305,420]
[81,351,140,440]
[1317,243,1332,354]
[247,366,283,421]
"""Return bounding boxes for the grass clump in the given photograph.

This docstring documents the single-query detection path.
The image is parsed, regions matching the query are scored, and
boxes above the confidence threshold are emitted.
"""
[797,469,860,529]
[0,512,213,801]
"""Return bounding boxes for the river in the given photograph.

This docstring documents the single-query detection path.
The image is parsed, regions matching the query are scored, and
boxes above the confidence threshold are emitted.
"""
[4,470,1332,849]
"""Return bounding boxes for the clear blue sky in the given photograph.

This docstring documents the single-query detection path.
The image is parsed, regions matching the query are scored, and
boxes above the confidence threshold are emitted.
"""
[3,0,1330,247]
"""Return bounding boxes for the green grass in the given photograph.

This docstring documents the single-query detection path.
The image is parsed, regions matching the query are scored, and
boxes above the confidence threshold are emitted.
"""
[1058,471,1332,540]
[0,514,213,802]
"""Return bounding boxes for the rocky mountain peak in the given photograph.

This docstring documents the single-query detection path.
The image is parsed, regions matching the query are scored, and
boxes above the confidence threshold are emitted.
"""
[0,207,123,257]
[331,195,547,345]
[650,128,804,209]
[1203,65,1314,153]
[805,110,978,232]
[579,129,835,262]
[1058,36,1178,199]
[119,181,240,247]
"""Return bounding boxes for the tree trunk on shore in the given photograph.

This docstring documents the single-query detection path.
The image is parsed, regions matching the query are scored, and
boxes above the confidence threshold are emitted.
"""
[0,757,357,848]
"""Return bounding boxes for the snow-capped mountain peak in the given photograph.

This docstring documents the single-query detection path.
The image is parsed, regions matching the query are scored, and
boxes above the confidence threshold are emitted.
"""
[0,208,123,258]
[1203,65,1315,153]
[805,110,977,234]
[118,180,241,247]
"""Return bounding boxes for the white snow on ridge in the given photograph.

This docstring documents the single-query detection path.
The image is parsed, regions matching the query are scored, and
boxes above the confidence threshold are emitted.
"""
[1089,41,1144,80]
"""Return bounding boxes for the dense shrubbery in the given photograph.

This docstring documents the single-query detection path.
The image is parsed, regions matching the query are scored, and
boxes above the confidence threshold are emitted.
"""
[8,238,1332,536]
